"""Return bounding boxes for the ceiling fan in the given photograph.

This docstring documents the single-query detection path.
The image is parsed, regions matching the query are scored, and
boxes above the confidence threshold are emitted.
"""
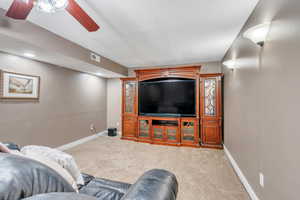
[5,0,100,32]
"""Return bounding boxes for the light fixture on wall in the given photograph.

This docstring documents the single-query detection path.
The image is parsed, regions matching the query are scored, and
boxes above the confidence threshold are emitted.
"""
[23,52,36,58]
[222,59,236,70]
[243,22,271,47]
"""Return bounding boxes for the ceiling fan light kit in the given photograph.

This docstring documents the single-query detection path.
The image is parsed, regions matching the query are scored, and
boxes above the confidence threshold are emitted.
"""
[6,0,100,32]
[36,0,69,13]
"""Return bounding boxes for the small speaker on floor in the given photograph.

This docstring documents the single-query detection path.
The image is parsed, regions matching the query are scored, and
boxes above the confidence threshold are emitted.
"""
[108,128,117,137]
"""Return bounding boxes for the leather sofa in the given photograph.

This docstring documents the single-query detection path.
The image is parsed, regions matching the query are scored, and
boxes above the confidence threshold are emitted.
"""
[0,153,178,200]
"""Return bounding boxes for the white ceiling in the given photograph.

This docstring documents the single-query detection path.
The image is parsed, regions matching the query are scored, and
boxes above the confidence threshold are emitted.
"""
[0,34,125,78]
[0,0,259,68]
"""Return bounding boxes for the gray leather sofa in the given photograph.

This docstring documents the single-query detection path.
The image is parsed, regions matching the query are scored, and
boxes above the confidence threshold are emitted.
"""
[0,153,178,200]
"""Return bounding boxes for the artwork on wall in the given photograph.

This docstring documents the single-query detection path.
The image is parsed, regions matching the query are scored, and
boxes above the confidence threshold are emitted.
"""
[0,71,40,99]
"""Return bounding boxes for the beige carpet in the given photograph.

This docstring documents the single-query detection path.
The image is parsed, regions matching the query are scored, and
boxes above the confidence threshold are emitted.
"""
[67,135,249,200]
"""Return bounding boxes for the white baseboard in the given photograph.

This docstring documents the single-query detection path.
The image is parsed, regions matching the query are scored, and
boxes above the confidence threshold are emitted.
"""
[224,146,260,200]
[57,131,107,151]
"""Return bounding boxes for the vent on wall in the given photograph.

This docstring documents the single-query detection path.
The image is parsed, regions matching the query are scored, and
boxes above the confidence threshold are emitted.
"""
[90,52,101,63]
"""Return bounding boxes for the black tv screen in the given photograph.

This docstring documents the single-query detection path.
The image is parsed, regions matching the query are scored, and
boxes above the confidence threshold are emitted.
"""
[139,78,196,117]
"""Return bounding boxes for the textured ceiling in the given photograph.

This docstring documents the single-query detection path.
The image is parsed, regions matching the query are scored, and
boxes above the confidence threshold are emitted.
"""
[0,0,259,68]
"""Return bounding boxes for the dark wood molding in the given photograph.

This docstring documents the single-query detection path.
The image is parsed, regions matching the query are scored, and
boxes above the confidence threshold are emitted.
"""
[200,73,224,77]
[135,66,201,81]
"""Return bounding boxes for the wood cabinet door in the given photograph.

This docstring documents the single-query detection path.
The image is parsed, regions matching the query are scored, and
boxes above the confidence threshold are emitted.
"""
[202,120,221,145]
[200,74,223,148]
[121,78,137,139]
[123,116,137,138]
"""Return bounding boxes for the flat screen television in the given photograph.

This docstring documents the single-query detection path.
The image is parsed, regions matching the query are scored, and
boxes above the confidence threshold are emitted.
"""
[139,78,196,117]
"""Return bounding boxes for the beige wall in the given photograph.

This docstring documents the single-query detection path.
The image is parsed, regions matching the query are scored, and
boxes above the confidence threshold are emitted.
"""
[222,0,300,199]
[107,78,122,131]
[0,52,107,148]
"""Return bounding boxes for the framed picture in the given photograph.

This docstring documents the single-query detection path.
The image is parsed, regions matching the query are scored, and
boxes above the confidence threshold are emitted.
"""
[0,71,40,100]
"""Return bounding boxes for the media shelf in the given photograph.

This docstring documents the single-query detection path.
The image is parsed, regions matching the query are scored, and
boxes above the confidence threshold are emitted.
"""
[137,116,200,147]
[152,120,178,126]
[121,66,224,149]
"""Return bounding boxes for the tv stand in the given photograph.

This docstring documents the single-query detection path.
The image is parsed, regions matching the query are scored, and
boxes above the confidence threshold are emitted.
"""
[121,66,224,149]
[137,116,199,147]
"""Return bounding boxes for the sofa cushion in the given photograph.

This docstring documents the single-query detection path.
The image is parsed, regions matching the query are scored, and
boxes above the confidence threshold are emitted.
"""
[80,173,96,188]
[23,193,97,200]
[0,153,75,200]
[80,186,124,200]
[79,177,131,200]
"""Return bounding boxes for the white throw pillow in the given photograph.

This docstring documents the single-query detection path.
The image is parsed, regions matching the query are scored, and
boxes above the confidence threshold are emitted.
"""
[25,154,78,192]
[21,145,84,185]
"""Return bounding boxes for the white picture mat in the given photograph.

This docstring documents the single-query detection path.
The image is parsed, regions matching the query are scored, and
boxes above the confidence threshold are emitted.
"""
[2,72,39,98]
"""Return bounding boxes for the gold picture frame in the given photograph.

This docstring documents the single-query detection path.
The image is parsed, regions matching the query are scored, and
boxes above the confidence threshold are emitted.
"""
[0,70,40,100]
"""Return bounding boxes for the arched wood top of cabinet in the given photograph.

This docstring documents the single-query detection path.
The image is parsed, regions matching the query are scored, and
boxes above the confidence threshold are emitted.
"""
[199,73,224,78]
[120,77,137,81]
[135,66,201,81]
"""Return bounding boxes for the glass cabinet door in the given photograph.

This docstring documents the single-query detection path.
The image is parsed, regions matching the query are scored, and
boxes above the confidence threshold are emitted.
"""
[166,127,178,142]
[204,79,217,116]
[124,81,136,114]
[139,119,150,138]
[152,126,164,140]
[200,75,223,148]
[122,79,137,140]
[181,121,195,142]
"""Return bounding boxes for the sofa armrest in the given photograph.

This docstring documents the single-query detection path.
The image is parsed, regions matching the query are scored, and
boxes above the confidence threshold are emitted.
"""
[121,169,178,200]
[23,192,97,200]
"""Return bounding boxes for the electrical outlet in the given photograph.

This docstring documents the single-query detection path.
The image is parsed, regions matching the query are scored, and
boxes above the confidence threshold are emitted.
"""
[259,173,264,187]
[116,122,120,127]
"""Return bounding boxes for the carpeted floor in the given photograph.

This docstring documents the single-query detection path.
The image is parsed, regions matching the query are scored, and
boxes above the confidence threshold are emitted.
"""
[67,135,249,200]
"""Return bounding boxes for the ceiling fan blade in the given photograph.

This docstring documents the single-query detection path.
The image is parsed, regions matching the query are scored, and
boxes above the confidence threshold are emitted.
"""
[66,0,100,32]
[6,0,34,20]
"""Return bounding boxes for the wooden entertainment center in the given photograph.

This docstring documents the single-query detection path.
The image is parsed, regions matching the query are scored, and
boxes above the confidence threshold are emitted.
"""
[121,66,223,149]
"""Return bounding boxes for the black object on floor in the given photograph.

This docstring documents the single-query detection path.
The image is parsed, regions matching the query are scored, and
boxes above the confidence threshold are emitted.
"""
[108,128,117,137]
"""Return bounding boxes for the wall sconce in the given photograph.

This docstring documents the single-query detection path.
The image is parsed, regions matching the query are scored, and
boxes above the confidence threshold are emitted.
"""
[23,52,36,58]
[222,60,236,71]
[243,22,271,47]
[222,59,236,71]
